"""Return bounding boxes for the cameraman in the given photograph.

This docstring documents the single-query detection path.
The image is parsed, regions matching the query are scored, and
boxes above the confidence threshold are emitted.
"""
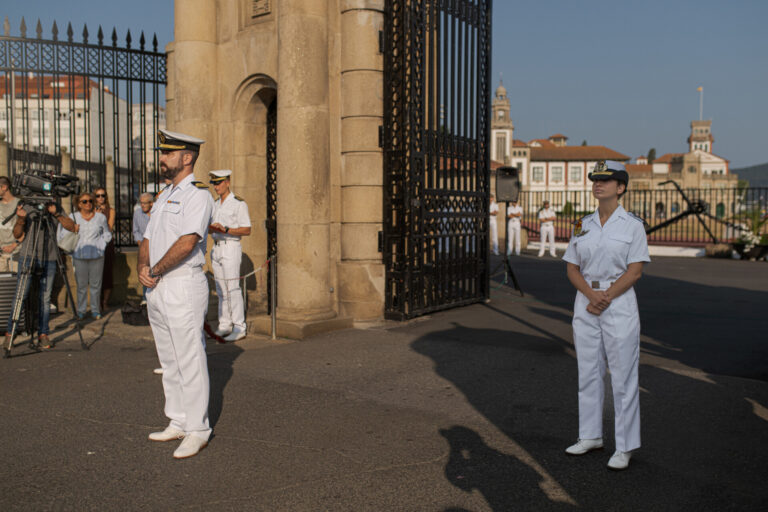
[4,201,75,349]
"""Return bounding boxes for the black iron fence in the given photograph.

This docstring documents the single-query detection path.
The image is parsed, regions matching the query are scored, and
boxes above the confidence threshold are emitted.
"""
[1,17,166,246]
[512,186,768,246]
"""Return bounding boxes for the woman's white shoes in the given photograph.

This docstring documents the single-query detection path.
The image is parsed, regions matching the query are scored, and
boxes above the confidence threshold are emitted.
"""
[565,438,604,455]
[607,450,632,470]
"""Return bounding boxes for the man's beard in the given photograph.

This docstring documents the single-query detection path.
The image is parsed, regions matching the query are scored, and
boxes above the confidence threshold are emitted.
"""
[161,162,183,181]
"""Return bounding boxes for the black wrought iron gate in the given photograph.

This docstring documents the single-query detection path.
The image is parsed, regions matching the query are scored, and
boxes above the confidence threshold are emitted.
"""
[382,0,492,319]
[1,18,166,246]
[266,98,277,308]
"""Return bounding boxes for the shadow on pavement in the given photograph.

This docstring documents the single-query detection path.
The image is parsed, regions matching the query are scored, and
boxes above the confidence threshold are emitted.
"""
[207,341,244,429]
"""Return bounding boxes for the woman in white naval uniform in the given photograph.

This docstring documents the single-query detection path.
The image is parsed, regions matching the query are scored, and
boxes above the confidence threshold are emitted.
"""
[209,170,251,342]
[562,160,650,471]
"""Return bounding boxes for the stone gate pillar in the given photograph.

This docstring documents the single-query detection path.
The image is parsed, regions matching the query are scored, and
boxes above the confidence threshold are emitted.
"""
[169,0,218,180]
[276,0,336,322]
[338,0,385,321]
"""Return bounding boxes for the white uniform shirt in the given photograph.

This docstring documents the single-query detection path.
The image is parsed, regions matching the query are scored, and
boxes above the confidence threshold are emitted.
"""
[211,193,251,242]
[538,207,555,226]
[507,204,523,224]
[563,205,650,282]
[144,173,213,268]
[489,200,499,217]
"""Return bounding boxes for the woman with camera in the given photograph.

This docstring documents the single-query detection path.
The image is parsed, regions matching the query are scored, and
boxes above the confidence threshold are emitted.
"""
[61,192,112,319]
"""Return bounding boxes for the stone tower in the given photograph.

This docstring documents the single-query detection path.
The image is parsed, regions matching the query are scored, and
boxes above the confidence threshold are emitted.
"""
[491,80,513,164]
[688,120,713,153]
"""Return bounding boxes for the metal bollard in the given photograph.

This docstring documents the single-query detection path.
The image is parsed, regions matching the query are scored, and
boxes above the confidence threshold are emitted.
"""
[270,254,277,340]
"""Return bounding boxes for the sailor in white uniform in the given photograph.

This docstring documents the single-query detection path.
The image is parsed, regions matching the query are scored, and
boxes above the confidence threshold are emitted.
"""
[209,170,251,342]
[489,195,499,255]
[139,129,214,459]
[538,200,557,257]
[562,160,650,471]
[506,199,523,256]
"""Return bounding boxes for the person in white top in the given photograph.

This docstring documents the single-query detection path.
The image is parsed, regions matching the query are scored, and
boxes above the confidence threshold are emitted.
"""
[537,200,557,257]
[506,199,523,256]
[489,195,499,255]
[209,170,252,342]
[139,129,214,459]
[562,160,650,471]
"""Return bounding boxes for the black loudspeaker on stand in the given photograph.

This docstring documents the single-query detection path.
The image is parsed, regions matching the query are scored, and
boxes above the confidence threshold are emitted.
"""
[490,166,523,296]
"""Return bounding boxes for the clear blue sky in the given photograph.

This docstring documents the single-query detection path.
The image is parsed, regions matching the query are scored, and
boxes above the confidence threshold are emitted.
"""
[4,1,766,168]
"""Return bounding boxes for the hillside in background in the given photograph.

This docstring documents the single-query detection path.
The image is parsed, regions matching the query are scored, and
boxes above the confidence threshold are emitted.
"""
[732,163,768,187]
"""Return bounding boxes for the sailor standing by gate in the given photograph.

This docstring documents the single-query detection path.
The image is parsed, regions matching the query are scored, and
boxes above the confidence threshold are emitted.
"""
[208,170,251,342]
[138,129,214,459]
[562,160,650,471]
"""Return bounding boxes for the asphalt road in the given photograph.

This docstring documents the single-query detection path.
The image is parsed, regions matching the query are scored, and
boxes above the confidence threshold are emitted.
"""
[1,253,766,511]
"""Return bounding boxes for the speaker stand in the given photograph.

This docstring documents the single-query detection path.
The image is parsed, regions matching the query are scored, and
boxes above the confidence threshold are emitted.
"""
[490,201,524,297]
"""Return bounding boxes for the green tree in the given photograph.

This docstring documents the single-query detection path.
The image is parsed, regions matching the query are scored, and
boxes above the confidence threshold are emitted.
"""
[647,148,656,164]
[581,140,587,146]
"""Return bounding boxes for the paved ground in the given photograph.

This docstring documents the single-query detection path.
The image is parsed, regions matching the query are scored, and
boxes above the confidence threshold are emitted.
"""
[1,253,766,511]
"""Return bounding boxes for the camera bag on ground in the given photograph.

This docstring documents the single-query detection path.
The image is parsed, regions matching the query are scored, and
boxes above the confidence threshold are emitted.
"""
[121,300,149,326]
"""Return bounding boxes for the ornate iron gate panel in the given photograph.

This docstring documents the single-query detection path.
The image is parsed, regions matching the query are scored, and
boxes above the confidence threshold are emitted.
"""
[266,98,277,308]
[382,0,492,319]
[1,18,166,246]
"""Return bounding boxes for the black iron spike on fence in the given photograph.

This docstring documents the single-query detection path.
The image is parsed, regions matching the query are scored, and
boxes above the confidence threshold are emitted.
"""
[66,22,73,42]
[82,24,89,44]
[36,19,42,39]
[153,33,158,52]
[125,29,132,49]
[140,31,145,51]
[20,17,27,38]
[97,26,104,46]
[3,16,9,37]
[52,21,59,41]
[111,27,118,47]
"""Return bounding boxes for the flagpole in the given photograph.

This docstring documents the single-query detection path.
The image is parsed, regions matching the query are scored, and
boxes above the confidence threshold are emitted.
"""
[698,87,703,120]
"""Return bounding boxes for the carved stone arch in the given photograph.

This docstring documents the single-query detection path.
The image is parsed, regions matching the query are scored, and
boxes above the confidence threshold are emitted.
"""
[229,74,277,313]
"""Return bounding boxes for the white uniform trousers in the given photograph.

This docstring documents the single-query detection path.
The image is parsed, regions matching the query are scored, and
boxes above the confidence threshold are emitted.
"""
[489,217,499,254]
[507,220,521,255]
[146,270,211,440]
[538,224,556,256]
[572,287,641,452]
[212,241,245,331]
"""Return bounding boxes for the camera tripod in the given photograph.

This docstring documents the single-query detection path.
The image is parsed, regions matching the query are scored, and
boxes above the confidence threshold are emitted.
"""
[3,204,86,358]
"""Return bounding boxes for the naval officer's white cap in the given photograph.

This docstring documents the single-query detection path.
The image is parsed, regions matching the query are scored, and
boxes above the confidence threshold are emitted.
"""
[155,129,205,152]
[209,170,232,183]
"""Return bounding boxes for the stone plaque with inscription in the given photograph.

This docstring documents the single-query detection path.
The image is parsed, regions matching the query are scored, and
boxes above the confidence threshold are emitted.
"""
[252,0,271,18]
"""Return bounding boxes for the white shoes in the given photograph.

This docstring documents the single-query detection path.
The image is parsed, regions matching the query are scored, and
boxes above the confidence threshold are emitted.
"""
[153,368,164,375]
[173,435,208,459]
[214,327,232,337]
[565,438,604,455]
[223,327,246,342]
[148,426,185,442]
[607,450,632,470]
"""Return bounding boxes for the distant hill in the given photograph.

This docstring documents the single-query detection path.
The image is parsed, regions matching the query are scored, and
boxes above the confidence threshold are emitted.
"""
[732,163,768,187]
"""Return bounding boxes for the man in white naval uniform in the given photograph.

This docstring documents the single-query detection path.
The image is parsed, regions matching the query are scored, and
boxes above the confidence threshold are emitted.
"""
[506,199,523,256]
[489,195,499,255]
[138,129,214,459]
[209,170,251,342]
[538,200,557,257]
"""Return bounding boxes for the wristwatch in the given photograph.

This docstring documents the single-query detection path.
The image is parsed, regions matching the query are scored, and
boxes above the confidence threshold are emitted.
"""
[149,266,160,279]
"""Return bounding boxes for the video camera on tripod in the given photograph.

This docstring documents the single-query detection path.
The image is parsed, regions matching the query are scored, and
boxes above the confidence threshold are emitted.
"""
[11,169,80,210]
[2,169,86,358]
